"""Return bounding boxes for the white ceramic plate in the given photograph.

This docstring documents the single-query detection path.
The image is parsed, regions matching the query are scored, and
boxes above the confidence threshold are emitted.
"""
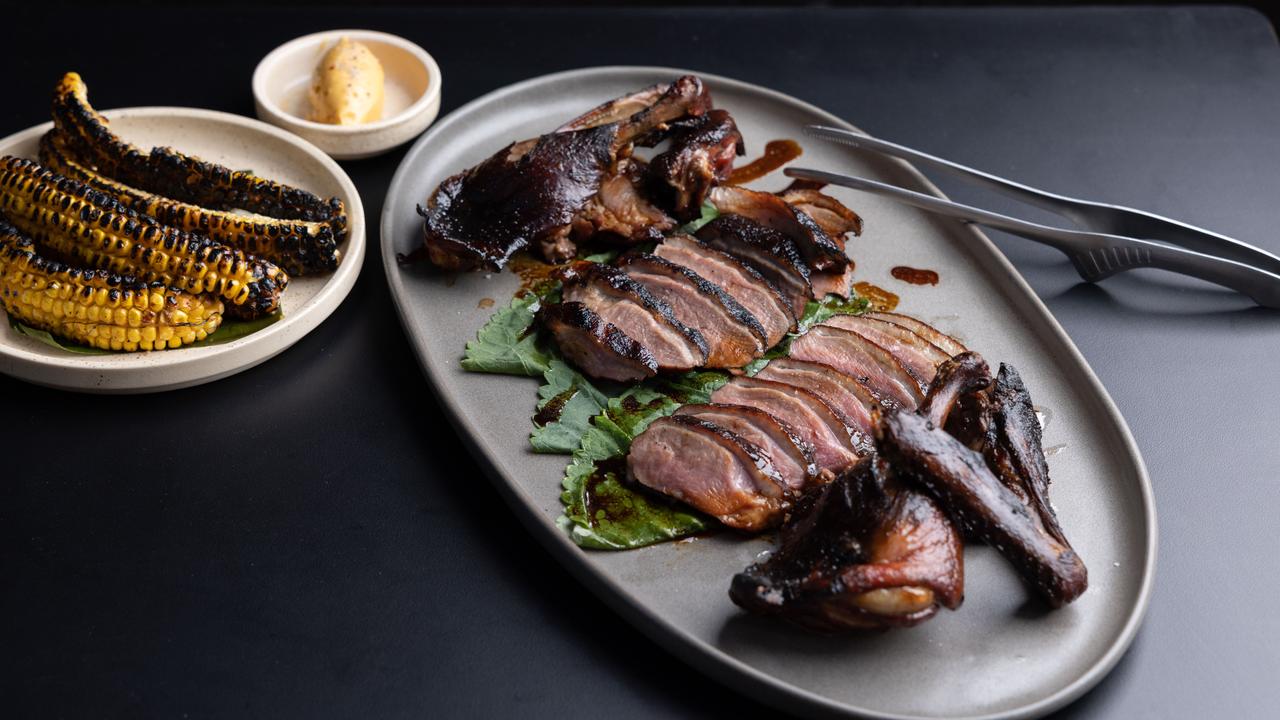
[0,108,365,393]
[382,67,1156,719]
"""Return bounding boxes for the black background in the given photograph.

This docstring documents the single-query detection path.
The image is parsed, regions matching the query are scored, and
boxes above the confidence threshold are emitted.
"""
[3,5,1279,719]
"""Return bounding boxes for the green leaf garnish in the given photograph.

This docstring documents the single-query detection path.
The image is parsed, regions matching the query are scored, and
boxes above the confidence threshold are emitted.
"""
[676,200,720,235]
[462,269,867,550]
[460,291,555,376]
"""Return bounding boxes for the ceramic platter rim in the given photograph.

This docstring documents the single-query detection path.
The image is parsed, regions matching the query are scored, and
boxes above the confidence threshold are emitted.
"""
[0,107,365,393]
[380,66,1156,720]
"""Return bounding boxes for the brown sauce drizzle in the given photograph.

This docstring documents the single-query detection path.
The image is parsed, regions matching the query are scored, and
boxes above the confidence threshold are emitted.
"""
[853,281,900,312]
[508,252,563,298]
[728,139,802,185]
[890,266,940,286]
[534,388,577,426]
[583,457,632,524]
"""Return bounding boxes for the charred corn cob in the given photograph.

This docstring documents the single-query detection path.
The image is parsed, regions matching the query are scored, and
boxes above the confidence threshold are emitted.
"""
[52,72,348,233]
[0,156,287,318]
[0,217,223,351]
[40,132,340,275]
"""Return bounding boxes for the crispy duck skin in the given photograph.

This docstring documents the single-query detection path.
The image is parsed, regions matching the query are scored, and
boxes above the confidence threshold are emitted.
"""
[537,301,657,382]
[423,76,711,269]
[696,214,813,317]
[708,185,849,272]
[647,109,744,219]
[39,132,341,275]
[730,456,964,632]
[52,73,346,230]
[556,75,711,141]
[628,414,788,531]
[878,410,1088,607]
[558,261,708,371]
[423,125,620,269]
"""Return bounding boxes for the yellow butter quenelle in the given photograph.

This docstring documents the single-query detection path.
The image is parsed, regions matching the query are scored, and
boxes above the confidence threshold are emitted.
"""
[308,38,385,125]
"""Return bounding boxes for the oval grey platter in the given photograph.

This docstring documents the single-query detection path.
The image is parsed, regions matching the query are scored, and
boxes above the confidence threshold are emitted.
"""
[380,67,1156,720]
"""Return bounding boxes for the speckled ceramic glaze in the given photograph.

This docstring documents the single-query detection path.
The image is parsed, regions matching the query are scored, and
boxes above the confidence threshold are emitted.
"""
[381,67,1156,720]
[0,108,365,393]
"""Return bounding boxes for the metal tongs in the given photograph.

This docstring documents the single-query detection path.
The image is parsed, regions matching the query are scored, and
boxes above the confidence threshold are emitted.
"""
[788,125,1280,308]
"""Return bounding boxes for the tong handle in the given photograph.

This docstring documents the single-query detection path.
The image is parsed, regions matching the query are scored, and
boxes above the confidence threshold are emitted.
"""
[804,125,1280,275]
[786,168,1280,309]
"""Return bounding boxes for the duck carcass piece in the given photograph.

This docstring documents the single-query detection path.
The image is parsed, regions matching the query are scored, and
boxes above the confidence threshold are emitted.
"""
[627,415,787,531]
[878,409,1088,607]
[558,262,708,372]
[571,159,674,244]
[753,358,879,453]
[421,126,618,269]
[696,214,813,318]
[730,457,964,631]
[711,376,860,472]
[647,109,744,219]
[421,76,710,270]
[865,311,969,357]
[536,301,657,382]
[556,75,712,139]
[823,315,953,387]
[655,234,795,347]
[918,352,993,430]
[985,363,1076,550]
[708,185,849,272]
[675,403,817,491]
[789,324,924,409]
[619,254,766,368]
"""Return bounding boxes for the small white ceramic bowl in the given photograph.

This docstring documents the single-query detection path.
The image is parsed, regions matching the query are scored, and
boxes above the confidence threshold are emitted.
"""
[253,29,441,160]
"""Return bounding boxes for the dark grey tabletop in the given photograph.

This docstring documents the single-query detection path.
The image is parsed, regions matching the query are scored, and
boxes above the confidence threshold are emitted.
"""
[3,6,1277,719]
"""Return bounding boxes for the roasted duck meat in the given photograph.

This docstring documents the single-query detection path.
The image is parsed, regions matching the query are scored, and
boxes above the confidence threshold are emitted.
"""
[421,76,711,270]
[708,185,849,272]
[536,301,657,382]
[618,253,766,368]
[549,261,708,372]
[878,409,1088,607]
[789,324,924,409]
[647,109,743,219]
[674,403,817,491]
[696,214,813,317]
[730,456,964,631]
[628,414,789,531]
[711,376,861,473]
[653,234,795,346]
